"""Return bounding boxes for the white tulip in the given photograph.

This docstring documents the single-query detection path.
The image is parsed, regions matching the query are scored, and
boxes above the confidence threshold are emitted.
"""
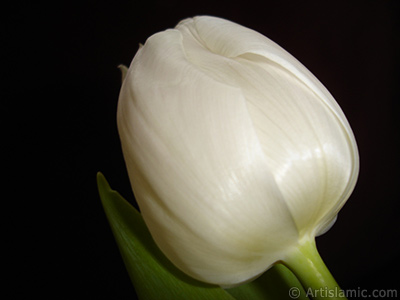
[117,16,359,287]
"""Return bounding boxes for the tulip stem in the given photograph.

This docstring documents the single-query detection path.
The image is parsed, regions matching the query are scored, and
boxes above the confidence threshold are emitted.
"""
[282,238,347,300]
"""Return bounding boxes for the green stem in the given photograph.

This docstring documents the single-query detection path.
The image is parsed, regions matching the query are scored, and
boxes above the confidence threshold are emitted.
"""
[283,238,347,300]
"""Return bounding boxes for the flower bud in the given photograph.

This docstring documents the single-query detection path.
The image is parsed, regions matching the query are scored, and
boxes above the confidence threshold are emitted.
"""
[117,16,359,286]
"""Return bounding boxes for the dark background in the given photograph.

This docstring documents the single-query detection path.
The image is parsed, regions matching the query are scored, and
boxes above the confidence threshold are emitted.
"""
[6,0,399,299]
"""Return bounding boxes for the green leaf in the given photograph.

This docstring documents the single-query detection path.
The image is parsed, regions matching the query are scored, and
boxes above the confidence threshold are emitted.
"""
[226,264,308,300]
[97,172,309,300]
[97,172,235,300]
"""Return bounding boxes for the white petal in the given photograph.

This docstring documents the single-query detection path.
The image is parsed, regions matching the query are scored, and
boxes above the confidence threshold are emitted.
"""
[118,29,298,285]
[316,214,337,236]
[177,16,359,236]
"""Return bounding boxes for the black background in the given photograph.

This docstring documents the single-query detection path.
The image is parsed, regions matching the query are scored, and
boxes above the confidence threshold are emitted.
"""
[6,0,399,299]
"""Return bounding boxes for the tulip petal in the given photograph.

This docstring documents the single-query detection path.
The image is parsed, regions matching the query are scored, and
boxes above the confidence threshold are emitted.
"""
[118,29,299,286]
[230,54,354,236]
[176,16,359,237]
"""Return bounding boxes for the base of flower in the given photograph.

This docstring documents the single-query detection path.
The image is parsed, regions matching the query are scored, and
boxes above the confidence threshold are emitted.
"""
[282,238,347,300]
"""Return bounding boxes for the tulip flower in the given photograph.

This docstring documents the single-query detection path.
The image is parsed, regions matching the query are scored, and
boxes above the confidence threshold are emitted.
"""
[116,15,359,296]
